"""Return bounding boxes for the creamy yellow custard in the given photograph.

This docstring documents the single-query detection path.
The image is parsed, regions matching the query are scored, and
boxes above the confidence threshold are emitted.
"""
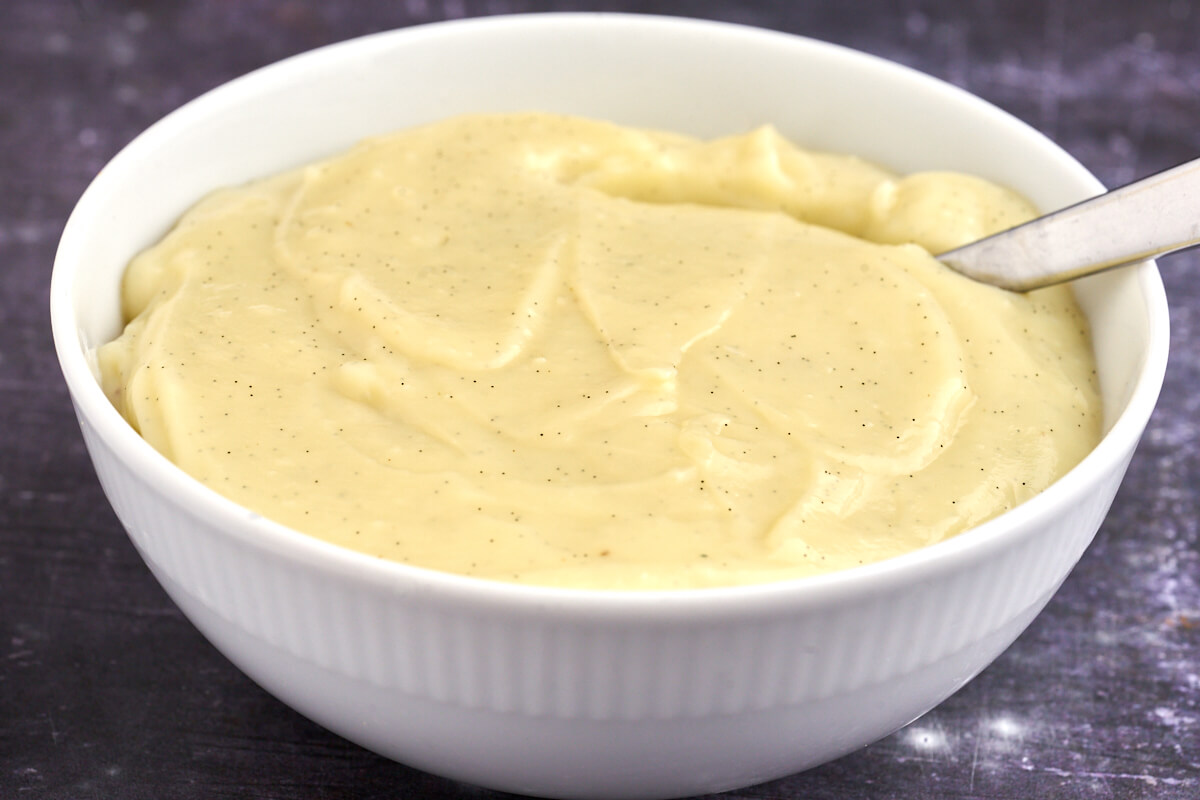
[98,113,1101,589]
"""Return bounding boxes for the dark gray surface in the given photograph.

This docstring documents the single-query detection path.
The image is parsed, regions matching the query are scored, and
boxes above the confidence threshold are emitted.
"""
[2,1,1198,798]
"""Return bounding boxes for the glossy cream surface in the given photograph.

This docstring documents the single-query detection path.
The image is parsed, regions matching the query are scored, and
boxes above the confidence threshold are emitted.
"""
[98,113,1101,589]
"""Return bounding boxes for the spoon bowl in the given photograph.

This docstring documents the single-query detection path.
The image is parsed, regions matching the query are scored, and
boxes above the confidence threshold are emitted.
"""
[50,14,1170,798]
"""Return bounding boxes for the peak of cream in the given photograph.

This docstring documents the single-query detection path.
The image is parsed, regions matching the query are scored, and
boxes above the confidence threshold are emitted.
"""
[98,113,1100,589]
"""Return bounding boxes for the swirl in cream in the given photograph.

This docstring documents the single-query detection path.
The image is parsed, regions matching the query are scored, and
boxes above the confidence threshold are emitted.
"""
[99,114,1100,589]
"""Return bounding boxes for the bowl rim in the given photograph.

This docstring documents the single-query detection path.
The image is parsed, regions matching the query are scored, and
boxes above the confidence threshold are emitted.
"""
[50,12,1171,618]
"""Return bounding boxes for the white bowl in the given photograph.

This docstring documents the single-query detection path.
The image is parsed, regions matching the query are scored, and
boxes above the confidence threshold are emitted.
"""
[51,13,1168,799]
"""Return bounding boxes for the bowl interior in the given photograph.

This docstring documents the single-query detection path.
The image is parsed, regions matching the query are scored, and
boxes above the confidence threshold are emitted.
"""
[53,13,1167,588]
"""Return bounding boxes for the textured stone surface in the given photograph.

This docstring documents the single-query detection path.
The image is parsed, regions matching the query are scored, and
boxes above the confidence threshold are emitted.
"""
[2,1,1197,797]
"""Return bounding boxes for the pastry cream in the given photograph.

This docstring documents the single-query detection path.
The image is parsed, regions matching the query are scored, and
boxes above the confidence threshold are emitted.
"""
[98,113,1101,589]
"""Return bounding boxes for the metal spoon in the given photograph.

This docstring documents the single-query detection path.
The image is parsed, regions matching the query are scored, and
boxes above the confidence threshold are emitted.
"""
[937,157,1200,291]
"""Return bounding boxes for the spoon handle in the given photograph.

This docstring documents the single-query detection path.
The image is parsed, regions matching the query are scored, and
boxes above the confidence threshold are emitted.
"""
[938,157,1200,291]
